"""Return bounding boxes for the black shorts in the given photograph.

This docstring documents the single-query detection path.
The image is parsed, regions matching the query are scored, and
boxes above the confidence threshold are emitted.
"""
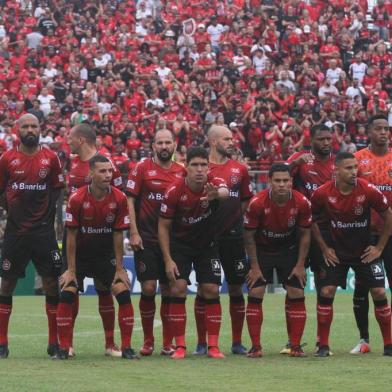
[376,236,392,283]
[0,231,62,279]
[218,237,249,285]
[253,246,303,289]
[307,229,330,272]
[318,259,385,290]
[171,241,222,285]
[134,244,167,284]
[75,257,116,292]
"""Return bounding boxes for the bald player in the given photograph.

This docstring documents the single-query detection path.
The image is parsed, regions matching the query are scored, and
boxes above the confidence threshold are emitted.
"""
[65,123,123,357]
[193,125,253,355]
[0,114,65,358]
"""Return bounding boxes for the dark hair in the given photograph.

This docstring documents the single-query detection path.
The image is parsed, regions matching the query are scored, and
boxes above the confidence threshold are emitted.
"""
[268,163,290,178]
[186,146,209,163]
[89,154,110,169]
[334,151,355,165]
[73,123,96,145]
[310,124,332,138]
[368,115,388,128]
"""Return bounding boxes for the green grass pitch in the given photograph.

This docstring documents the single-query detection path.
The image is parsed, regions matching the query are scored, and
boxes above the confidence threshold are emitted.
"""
[1,293,391,392]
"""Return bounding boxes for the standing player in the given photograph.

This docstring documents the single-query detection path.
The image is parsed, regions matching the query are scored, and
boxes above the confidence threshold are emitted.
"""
[56,155,136,359]
[311,152,392,357]
[193,125,253,356]
[244,163,311,358]
[350,115,392,354]
[66,123,123,357]
[158,146,229,359]
[283,124,334,354]
[0,114,64,358]
[126,129,185,356]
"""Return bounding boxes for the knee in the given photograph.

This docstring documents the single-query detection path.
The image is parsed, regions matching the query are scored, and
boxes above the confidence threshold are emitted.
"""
[142,281,157,297]
[42,277,59,296]
[286,286,304,299]
[320,286,336,298]
[200,284,219,299]
[370,287,386,302]
[170,280,187,298]
[248,286,265,300]
[228,284,243,297]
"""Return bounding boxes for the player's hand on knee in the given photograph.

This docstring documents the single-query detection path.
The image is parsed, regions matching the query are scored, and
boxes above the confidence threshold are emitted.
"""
[130,233,144,251]
[323,247,340,266]
[59,270,77,289]
[113,268,131,290]
[361,245,382,264]
[246,266,265,289]
[166,260,179,282]
[288,265,307,288]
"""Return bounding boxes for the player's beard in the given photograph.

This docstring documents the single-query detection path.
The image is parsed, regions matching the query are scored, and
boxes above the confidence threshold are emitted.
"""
[217,144,233,158]
[157,149,173,162]
[314,145,331,157]
[20,134,39,147]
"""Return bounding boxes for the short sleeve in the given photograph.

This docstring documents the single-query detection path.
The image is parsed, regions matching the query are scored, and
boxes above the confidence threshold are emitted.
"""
[210,176,227,189]
[160,185,178,219]
[50,153,65,189]
[0,154,8,194]
[65,193,80,228]
[366,183,389,213]
[297,196,312,228]
[125,161,143,197]
[244,196,262,229]
[110,159,123,189]
[310,188,323,217]
[240,165,253,200]
[114,193,130,230]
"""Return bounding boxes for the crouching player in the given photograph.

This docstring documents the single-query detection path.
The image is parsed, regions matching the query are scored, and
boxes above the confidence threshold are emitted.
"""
[55,155,137,359]
[244,163,311,358]
[158,147,229,359]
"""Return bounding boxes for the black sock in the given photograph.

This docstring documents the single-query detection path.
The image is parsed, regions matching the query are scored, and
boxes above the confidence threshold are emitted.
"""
[353,282,370,341]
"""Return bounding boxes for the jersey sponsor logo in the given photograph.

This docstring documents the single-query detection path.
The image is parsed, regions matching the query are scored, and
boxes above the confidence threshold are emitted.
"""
[243,216,249,224]
[249,184,253,192]
[1,259,11,271]
[124,215,130,225]
[161,203,168,213]
[356,195,366,203]
[182,209,212,224]
[40,159,50,165]
[65,212,73,222]
[371,262,384,280]
[106,212,115,223]
[210,259,221,276]
[261,229,291,239]
[113,177,122,186]
[231,168,240,174]
[58,174,64,182]
[374,184,392,192]
[80,226,112,234]
[230,175,239,184]
[83,202,90,209]
[148,192,164,201]
[11,182,47,191]
[331,219,368,229]
[354,205,363,215]
[39,168,48,179]
[229,190,239,198]
[148,170,157,176]
[328,196,337,203]
[360,159,370,165]
[127,179,136,190]
[15,170,24,174]
[51,250,62,267]
[234,259,246,274]
[180,194,188,201]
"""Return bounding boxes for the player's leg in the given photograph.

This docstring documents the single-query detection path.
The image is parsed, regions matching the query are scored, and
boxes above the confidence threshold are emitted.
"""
[219,238,248,355]
[159,282,175,355]
[111,280,139,360]
[192,286,207,355]
[0,233,32,358]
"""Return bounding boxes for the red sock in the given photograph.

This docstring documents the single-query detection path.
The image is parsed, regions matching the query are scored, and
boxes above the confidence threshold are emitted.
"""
[116,291,134,350]
[97,291,115,347]
[374,299,392,346]
[229,295,245,345]
[317,297,333,347]
[287,297,306,347]
[170,297,186,347]
[205,299,222,347]
[45,296,59,345]
[194,295,206,345]
[57,292,74,350]
[70,292,79,347]
[139,294,156,345]
[285,295,291,341]
[246,297,263,348]
[0,296,12,345]
[160,297,172,347]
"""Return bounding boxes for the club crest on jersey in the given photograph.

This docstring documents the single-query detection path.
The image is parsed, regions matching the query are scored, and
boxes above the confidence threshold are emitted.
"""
[39,168,48,179]
[354,205,363,215]
[328,196,337,204]
[288,216,296,227]
[106,212,115,223]
[230,175,239,185]
[200,199,209,208]
[356,195,365,203]
[10,159,20,166]
[2,259,11,271]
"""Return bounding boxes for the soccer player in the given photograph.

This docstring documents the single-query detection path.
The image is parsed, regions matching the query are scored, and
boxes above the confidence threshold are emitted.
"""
[284,124,334,354]
[244,163,311,358]
[311,152,392,357]
[0,114,64,358]
[158,146,229,359]
[193,125,253,356]
[350,115,392,354]
[66,123,123,357]
[126,129,185,356]
[56,154,136,360]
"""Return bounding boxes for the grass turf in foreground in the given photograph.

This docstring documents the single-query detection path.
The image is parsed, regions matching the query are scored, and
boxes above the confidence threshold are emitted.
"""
[1,293,390,392]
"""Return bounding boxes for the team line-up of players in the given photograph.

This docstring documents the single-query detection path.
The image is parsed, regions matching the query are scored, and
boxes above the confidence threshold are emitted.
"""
[0,113,391,360]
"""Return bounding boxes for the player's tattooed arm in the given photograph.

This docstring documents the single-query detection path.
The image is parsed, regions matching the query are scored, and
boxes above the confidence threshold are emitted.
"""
[60,227,78,289]
[362,207,392,264]
[112,230,130,289]
[127,196,143,251]
[289,227,310,288]
[312,221,340,266]
[158,217,179,282]
[244,228,265,288]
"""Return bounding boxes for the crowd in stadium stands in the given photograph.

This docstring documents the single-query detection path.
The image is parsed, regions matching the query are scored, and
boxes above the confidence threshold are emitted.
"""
[0,0,391,177]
